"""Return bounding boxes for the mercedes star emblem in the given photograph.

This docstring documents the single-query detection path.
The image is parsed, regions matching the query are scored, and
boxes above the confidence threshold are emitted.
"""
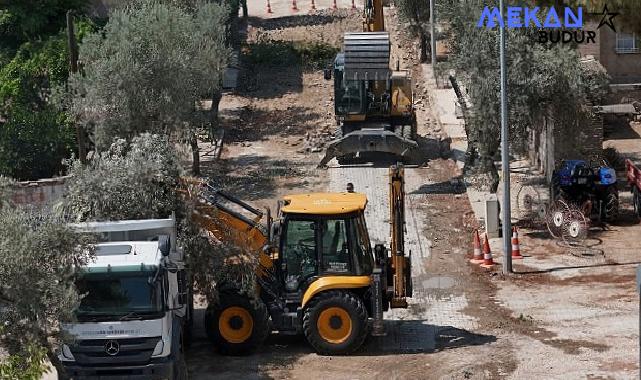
[104,340,120,356]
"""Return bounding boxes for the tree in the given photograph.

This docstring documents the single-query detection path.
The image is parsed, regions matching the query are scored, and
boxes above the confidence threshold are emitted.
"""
[59,133,183,221]
[396,0,432,62]
[0,206,94,378]
[0,0,88,52]
[0,17,95,180]
[58,132,255,307]
[66,0,231,175]
[439,0,609,191]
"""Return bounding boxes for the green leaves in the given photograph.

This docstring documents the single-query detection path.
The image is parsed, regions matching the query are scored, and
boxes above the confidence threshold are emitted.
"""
[67,0,231,149]
[0,207,94,374]
[59,133,183,222]
[0,104,75,180]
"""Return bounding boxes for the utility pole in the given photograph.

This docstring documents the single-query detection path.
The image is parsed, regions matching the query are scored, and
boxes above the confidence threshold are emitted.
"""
[499,0,512,273]
[430,0,436,69]
[66,10,87,164]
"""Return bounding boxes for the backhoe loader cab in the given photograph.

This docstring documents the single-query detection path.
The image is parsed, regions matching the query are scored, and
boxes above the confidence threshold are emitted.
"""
[278,193,375,291]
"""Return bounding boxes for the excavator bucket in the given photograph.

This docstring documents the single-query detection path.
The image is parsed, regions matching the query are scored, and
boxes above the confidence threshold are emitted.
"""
[343,32,390,80]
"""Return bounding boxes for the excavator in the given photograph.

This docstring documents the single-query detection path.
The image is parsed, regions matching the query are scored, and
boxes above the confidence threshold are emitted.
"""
[319,0,418,167]
[179,165,412,355]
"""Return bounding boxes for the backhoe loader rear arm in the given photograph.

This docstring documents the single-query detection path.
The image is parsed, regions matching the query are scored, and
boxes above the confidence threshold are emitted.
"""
[389,164,411,308]
[178,178,273,271]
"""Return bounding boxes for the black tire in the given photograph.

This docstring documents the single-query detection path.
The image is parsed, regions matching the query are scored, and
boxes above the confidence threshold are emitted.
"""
[183,289,194,349]
[205,290,270,355]
[173,347,188,380]
[337,153,356,165]
[303,291,368,355]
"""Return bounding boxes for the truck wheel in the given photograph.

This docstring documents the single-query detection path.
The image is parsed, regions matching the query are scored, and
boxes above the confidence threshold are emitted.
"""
[303,291,368,355]
[173,347,188,380]
[205,290,270,355]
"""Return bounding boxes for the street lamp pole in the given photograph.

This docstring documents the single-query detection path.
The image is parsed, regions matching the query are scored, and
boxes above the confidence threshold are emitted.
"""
[499,0,512,274]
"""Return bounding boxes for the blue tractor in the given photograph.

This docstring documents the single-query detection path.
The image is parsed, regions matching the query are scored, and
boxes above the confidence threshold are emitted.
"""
[550,159,619,222]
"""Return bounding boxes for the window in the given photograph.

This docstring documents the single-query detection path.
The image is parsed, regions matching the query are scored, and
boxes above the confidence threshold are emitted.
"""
[353,216,373,275]
[282,220,317,290]
[616,33,639,54]
[320,219,351,273]
[75,271,164,320]
[335,72,364,115]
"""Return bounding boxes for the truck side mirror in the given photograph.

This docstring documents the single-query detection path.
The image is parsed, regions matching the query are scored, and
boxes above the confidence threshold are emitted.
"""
[323,68,332,80]
[158,235,170,257]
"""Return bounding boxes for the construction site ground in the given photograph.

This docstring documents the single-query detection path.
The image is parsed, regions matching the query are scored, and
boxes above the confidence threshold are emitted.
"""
[185,4,641,379]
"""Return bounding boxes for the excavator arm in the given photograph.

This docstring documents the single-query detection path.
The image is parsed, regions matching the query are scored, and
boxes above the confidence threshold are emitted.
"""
[389,164,412,308]
[363,0,385,32]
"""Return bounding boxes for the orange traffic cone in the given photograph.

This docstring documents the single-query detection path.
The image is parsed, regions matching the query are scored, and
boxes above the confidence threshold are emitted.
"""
[511,227,523,259]
[311,0,316,10]
[292,0,298,11]
[469,230,484,264]
[332,0,337,10]
[480,235,495,268]
[266,0,273,13]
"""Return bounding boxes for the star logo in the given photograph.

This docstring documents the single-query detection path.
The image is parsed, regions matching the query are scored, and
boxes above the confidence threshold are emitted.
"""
[590,5,619,32]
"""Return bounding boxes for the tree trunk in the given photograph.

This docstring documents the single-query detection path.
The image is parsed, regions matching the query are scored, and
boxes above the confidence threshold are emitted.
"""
[419,30,428,63]
[209,92,223,129]
[190,134,200,176]
[45,341,67,379]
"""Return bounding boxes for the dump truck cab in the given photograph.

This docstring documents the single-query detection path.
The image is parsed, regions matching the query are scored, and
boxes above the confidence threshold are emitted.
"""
[59,218,191,380]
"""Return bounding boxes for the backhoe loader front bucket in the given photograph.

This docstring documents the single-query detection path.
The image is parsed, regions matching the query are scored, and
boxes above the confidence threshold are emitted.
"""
[318,128,418,167]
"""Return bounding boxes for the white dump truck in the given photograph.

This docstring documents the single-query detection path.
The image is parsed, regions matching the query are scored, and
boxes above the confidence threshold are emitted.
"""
[58,216,192,380]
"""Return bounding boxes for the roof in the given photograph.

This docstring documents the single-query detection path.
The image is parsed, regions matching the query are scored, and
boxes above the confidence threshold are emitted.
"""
[85,241,161,272]
[281,192,368,215]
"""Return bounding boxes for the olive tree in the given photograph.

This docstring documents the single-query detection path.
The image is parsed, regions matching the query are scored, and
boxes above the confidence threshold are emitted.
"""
[66,0,231,175]
[59,133,257,310]
[438,0,609,191]
[396,0,432,62]
[0,206,94,378]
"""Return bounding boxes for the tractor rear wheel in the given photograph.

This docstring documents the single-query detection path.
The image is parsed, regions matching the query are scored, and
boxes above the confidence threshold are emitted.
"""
[303,291,368,355]
[205,290,270,355]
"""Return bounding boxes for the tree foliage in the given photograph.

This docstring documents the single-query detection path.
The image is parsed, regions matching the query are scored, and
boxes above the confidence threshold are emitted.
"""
[0,0,88,51]
[0,206,94,377]
[59,133,255,306]
[66,0,231,174]
[439,0,610,191]
[59,133,182,221]
[396,0,432,61]
[0,13,95,180]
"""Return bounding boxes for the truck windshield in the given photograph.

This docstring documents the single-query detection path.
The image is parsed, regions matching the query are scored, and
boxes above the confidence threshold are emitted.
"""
[75,271,164,321]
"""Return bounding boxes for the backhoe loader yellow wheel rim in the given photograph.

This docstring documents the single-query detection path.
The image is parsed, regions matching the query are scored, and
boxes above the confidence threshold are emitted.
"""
[219,306,253,344]
[317,307,352,344]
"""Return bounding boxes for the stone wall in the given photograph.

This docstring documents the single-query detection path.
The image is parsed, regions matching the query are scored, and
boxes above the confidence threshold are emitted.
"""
[11,177,68,207]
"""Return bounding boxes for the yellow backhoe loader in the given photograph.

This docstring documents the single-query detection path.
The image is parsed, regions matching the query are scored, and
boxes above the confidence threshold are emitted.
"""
[319,0,418,166]
[180,165,412,355]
